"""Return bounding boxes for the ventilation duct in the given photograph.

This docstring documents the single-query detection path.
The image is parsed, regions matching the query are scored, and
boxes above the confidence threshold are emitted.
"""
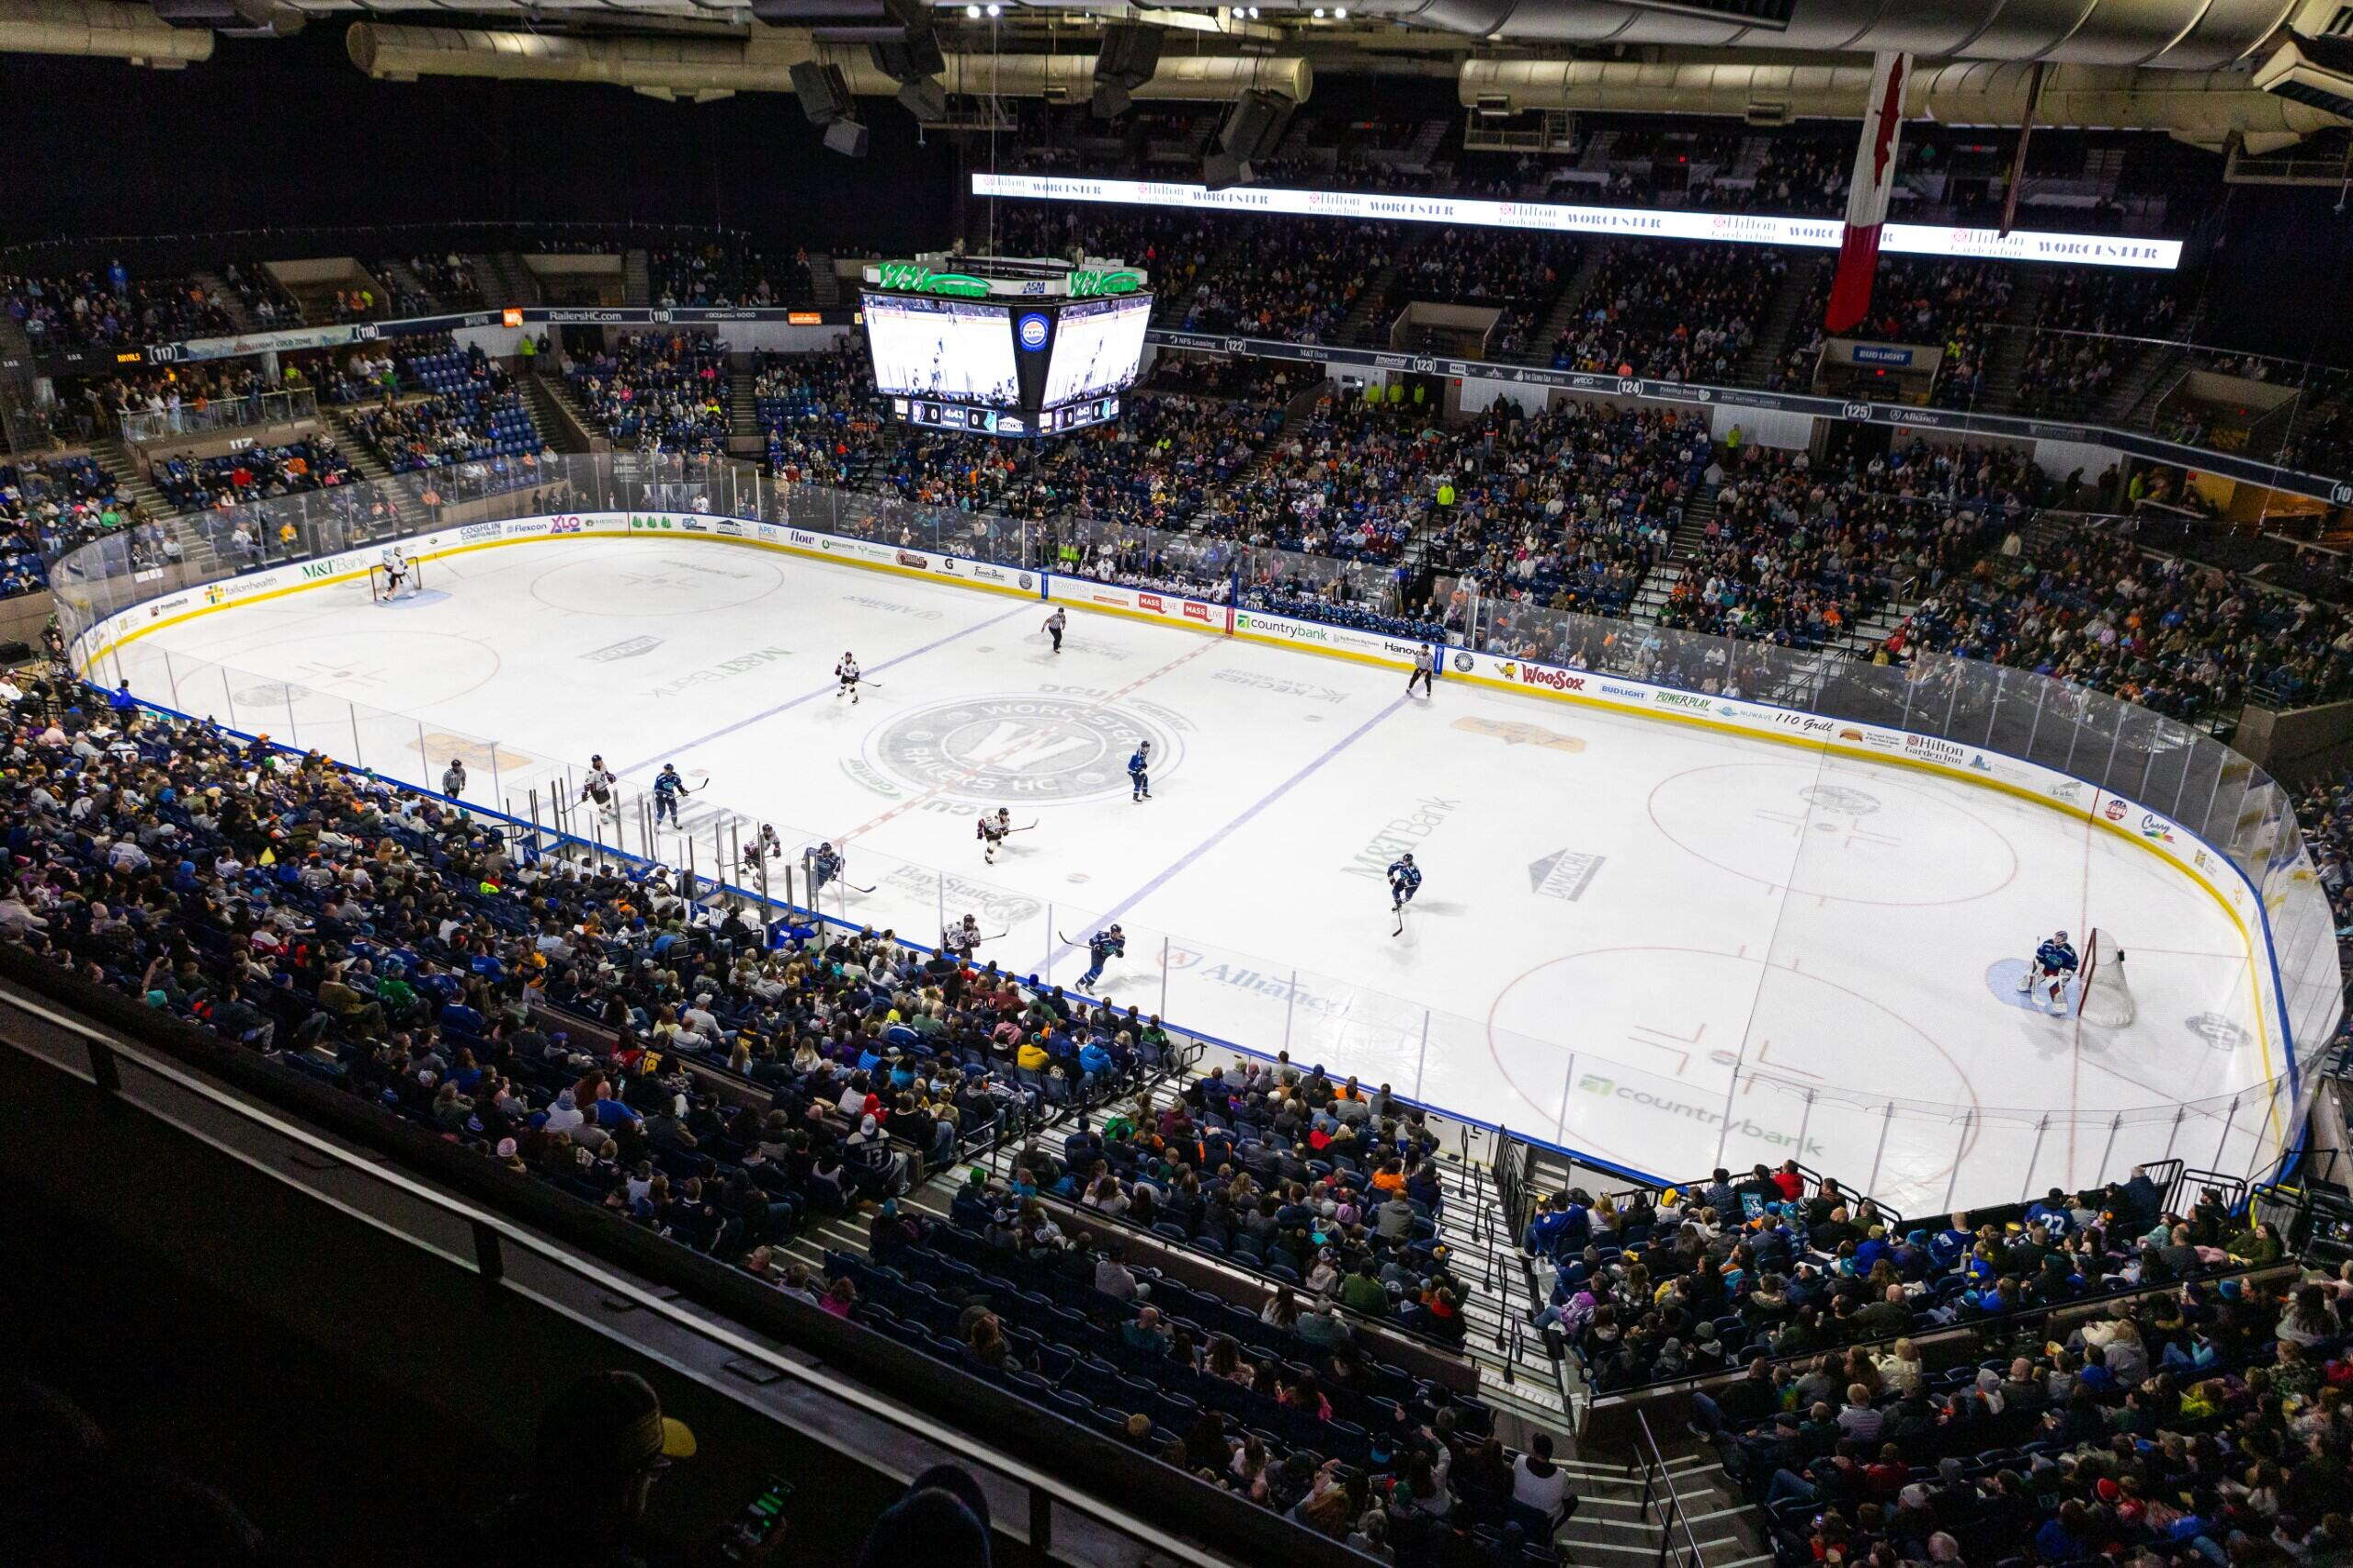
[1391,0,2312,71]
[346,23,1312,104]
[0,0,212,62]
[1458,59,2348,145]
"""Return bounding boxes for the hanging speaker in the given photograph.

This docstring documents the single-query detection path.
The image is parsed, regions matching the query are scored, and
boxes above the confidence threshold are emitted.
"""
[869,30,943,83]
[824,119,871,157]
[895,75,949,122]
[1219,88,1295,163]
[1091,21,1165,118]
[790,61,855,125]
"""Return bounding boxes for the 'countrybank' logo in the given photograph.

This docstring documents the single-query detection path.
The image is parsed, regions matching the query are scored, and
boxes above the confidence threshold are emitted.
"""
[1575,1074,1822,1154]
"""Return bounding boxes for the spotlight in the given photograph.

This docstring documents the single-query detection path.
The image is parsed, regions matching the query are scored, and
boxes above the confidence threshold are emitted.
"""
[986,3,999,14]
[965,4,978,14]
[1336,5,1347,13]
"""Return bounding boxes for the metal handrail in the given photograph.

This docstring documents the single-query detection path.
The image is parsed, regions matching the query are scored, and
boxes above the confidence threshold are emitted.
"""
[1635,1409,1710,1568]
[0,970,1342,1568]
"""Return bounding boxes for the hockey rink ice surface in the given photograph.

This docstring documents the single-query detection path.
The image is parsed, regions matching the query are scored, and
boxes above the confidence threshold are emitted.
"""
[113,535,2283,1209]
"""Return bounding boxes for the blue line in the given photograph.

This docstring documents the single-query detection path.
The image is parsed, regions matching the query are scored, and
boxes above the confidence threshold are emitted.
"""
[617,603,1030,775]
[1047,690,1415,970]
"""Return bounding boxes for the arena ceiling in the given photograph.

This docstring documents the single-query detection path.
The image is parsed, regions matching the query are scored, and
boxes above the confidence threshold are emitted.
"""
[6,0,2352,137]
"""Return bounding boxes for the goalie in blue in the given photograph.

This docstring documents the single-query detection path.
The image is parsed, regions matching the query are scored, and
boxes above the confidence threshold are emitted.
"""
[2017,929,2079,1013]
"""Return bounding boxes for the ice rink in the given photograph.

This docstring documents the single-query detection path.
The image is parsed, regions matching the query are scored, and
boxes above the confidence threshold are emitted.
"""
[108,534,2284,1208]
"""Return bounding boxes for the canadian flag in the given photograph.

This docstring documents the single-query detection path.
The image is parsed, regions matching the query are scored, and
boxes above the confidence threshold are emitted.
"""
[1824,51,1913,337]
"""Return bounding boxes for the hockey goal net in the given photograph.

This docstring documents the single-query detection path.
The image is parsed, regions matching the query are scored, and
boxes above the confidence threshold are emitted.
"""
[369,559,423,601]
[2075,927,2134,1028]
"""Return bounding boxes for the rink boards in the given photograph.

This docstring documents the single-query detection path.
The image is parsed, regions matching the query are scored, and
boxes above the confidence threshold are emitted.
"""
[68,506,2312,1190]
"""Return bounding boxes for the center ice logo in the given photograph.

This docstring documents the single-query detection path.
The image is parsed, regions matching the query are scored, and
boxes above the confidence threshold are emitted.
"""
[866,695,1179,802]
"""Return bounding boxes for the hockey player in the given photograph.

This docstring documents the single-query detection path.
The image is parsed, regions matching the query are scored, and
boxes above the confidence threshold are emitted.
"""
[379,545,411,597]
[943,914,983,962]
[441,757,467,798]
[1043,607,1067,653]
[1388,852,1423,913]
[2018,929,2080,1013]
[652,763,687,827]
[580,755,619,821]
[1407,644,1435,699]
[978,807,1014,865]
[1127,740,1152,802]
[807,840,844,896]
[1080,924,1126,990]
[835,651,862,704]
[740,824,784,878]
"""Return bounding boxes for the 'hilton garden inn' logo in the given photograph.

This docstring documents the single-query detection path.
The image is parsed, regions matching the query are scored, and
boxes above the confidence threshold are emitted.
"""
[861,695,1181,802]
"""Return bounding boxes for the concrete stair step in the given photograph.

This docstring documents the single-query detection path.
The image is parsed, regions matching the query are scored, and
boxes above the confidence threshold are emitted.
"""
[192,269,256,336]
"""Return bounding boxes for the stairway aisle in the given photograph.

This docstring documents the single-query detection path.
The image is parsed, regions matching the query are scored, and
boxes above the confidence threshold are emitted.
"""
[728,355,763,460]
[808,256,841,309]
[1736,254,1828,390]
[377,258,436,313]
[2102,336,2194,431]
[1630,471,1721,624]
[318,406,426,533]
[90,435,176,527]
[521,369,597,456]
[193,269,256,335]
[1560,1438,1771,1568]
[1332,261,1404,349]
[1229,378,1331,484]
[1518,241,1615,367]
[1969,265,2057,415]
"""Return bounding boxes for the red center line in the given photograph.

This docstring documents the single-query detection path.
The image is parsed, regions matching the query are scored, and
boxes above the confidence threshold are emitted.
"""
[835,632,1226,848]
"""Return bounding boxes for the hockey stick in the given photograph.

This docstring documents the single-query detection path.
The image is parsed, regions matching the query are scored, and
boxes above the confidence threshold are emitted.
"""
[1005,820,1041,834]
[1392,900,1407,937]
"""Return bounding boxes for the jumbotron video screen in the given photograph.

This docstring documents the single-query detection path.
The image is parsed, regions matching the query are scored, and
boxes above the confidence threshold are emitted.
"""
[860,290,1150,437]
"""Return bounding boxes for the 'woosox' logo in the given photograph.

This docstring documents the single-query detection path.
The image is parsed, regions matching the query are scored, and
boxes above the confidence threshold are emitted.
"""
[867,695,1179,802]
